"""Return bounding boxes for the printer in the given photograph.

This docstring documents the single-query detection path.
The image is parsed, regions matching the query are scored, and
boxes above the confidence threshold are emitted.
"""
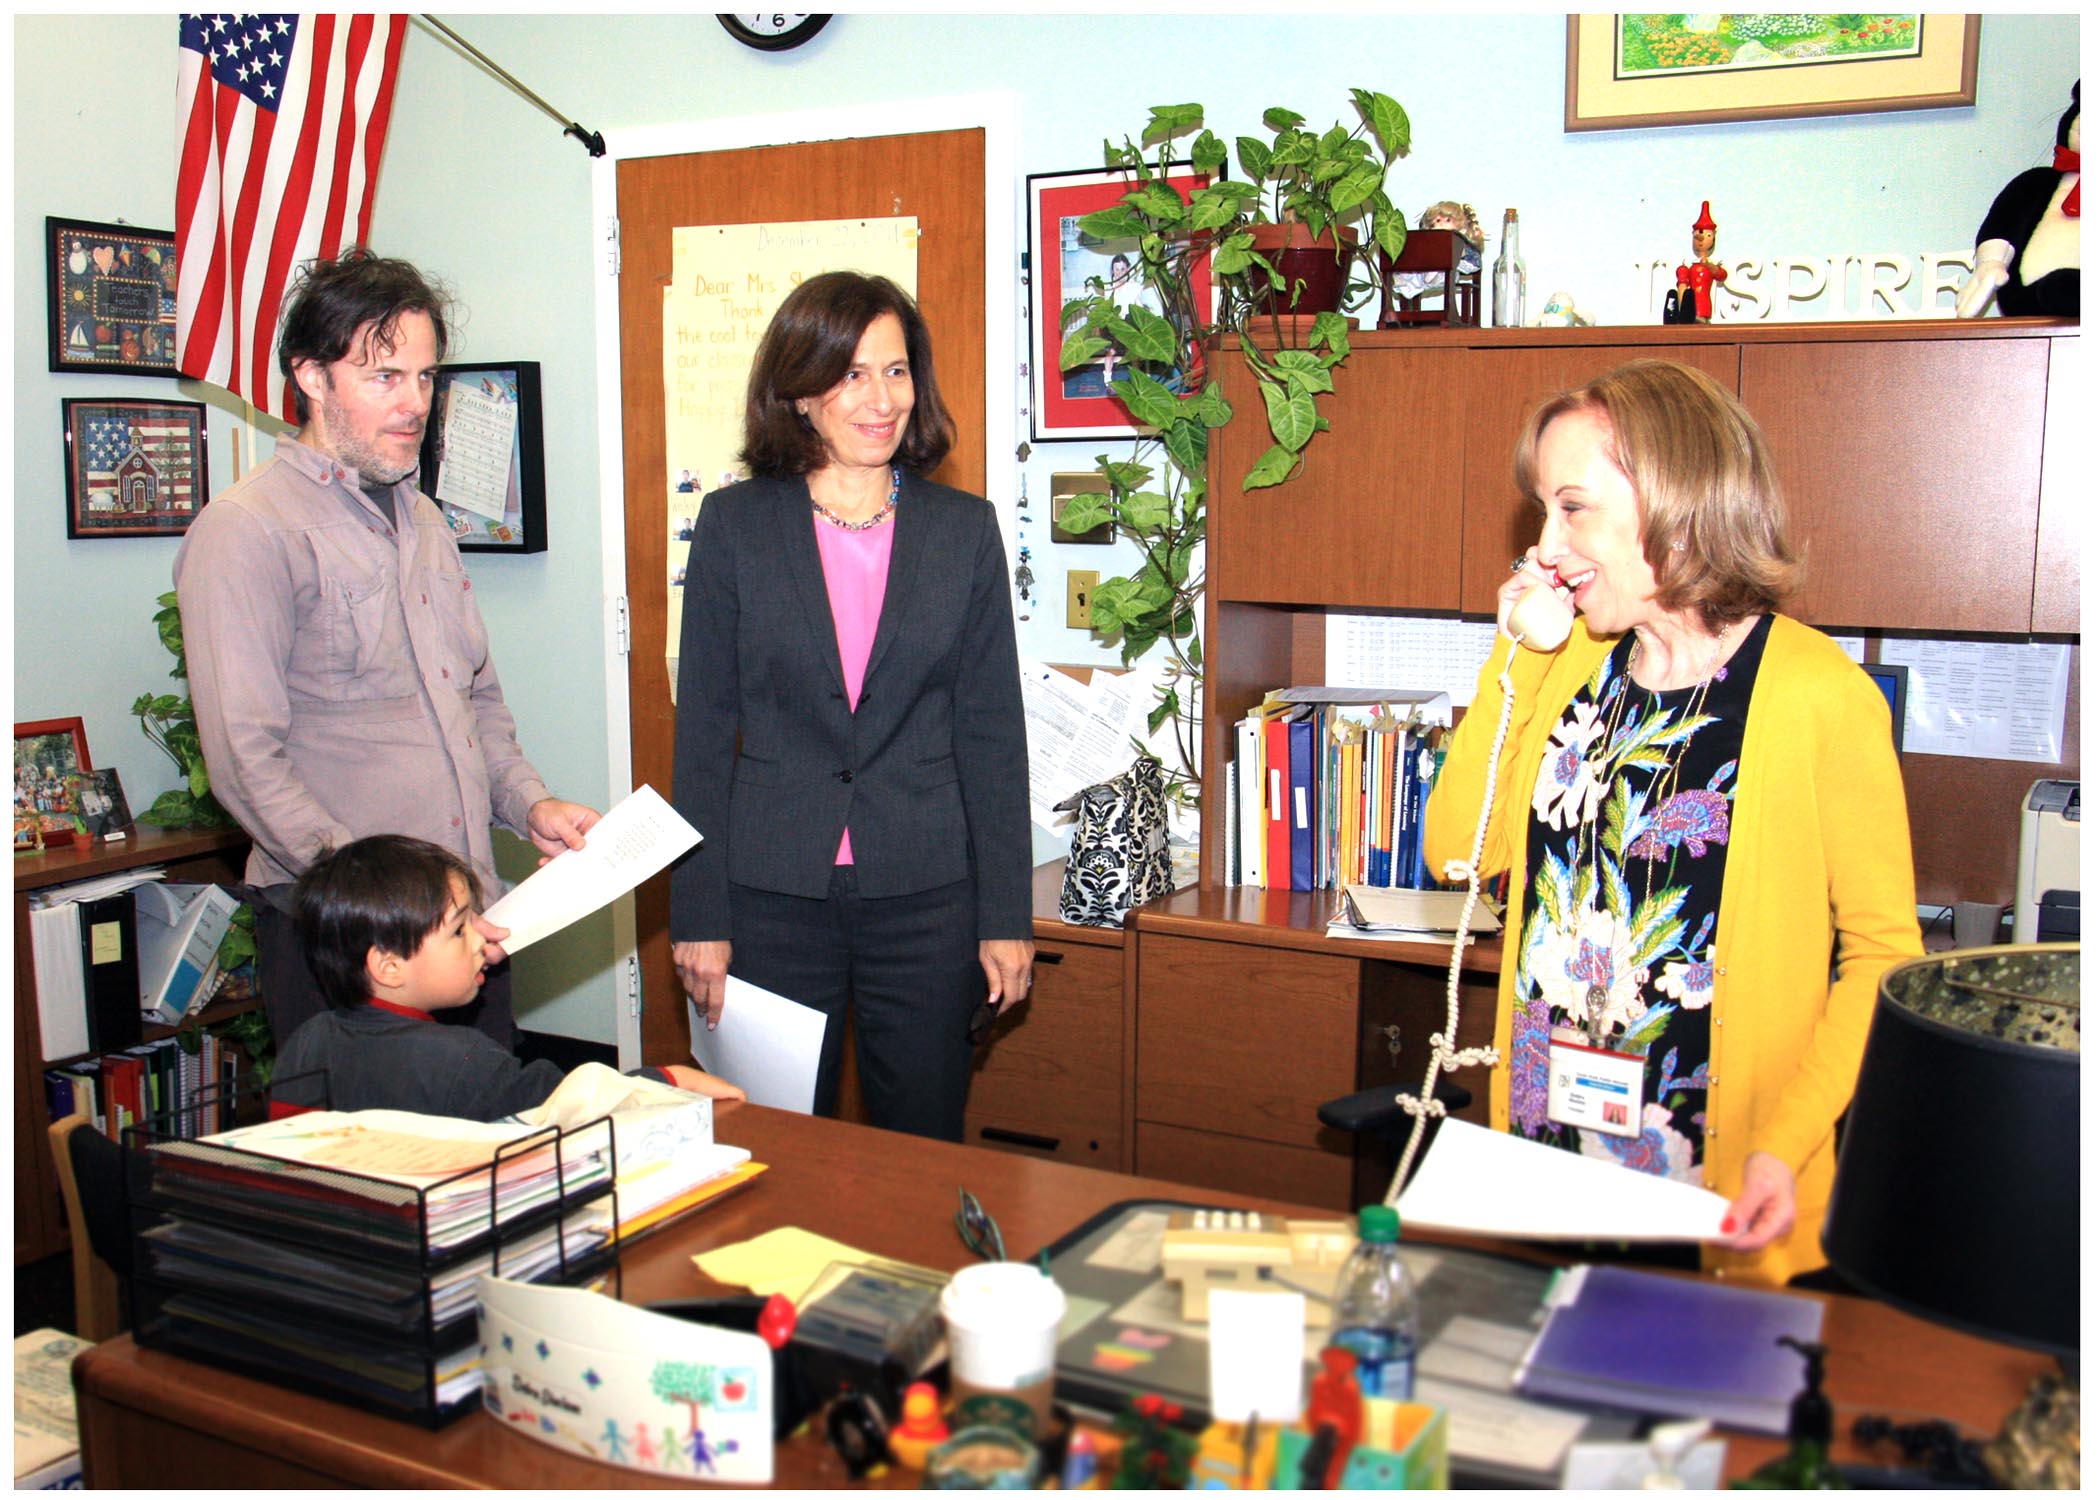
[2013,779,2078,943]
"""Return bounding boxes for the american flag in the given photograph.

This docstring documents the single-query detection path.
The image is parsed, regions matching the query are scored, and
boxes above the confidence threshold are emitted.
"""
[176,13,407,421]
[82,414,197,515]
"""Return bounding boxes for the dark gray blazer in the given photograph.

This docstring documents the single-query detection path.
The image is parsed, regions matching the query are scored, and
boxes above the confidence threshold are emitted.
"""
[669,471,1032,942]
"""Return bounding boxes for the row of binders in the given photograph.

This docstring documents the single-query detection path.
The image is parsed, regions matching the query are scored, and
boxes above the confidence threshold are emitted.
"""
[30,871,241,1065]
[1224,688,1454,891]
[45,1030,236,1142]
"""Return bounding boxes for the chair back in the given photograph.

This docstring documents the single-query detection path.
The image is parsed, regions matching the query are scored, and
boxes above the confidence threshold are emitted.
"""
[47,1116,129,1341]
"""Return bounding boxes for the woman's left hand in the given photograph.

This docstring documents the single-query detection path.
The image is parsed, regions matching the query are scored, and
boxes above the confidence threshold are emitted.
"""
[979,939,1036,1015]
[1718,1150,1797,1251]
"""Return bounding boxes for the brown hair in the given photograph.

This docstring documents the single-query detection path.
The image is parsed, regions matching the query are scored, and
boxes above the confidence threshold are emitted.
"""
[739,271,954,479]
[278,247,453,424]
[1512,359,1799,629]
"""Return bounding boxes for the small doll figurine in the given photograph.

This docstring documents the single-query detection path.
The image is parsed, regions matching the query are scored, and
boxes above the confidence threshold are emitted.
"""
[1676,201,1728,322]
[1958,81,2079,317]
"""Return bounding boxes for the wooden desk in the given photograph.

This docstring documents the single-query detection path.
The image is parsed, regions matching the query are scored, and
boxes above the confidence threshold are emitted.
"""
[75,1105,2046,1488]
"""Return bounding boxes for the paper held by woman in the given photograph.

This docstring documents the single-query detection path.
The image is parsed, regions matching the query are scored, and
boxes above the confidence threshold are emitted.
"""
[1397,1119,1730,1241]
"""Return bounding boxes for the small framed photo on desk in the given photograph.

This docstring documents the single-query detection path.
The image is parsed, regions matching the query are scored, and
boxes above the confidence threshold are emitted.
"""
[417,362,547,554]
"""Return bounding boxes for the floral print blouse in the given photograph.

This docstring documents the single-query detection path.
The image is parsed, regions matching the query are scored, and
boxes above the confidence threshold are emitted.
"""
[1509,615,1772,1181]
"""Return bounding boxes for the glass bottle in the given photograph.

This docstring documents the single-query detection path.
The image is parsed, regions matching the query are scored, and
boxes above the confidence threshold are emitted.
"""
[1492,207,1527,328]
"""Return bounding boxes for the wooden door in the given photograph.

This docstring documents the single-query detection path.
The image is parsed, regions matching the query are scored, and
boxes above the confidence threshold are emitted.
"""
[617,130,987,1065]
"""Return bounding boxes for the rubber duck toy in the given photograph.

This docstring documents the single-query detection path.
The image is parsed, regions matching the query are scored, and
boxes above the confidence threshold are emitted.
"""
[1958,81,2079,317]
[886,1381,949,1470]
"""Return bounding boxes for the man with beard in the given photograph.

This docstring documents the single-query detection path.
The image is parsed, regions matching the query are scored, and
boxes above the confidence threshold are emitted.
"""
[176,248,597,1050]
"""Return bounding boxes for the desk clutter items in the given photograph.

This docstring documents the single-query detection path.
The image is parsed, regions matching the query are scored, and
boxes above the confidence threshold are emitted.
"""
[28,868,164,1059]
[1513,1265,1825,1435]
[942,1261,1069,1441]
[1228,688,1452,892]
[479,1278,775,1482]
[126,1095,625,1425]
[1056,754,1173,927]
[135,881,240,1025]
[14,1329,94,1490]
[1159,1209,1353,1326]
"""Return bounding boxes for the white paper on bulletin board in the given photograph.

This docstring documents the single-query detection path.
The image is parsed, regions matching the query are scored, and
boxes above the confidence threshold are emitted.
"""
[1325,615,1501,707]
[1879,639,2071,762]
[660,218,919,691]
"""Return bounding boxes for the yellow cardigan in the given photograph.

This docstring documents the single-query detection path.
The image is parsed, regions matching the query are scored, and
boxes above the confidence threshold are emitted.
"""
[1423,614,1923,1285]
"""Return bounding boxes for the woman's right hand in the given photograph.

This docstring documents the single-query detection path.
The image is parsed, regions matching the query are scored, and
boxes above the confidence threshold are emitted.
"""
[1497,547,1560,640]
[673,940,733,1031]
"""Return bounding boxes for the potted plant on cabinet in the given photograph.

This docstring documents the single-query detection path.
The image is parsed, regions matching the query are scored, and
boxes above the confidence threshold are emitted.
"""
[1053,90,1410,807]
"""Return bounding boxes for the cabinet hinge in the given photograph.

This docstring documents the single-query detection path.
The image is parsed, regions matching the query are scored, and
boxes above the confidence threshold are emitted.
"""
[604,215,621,278]
[613,594,630,656]
[627,954,641,1019]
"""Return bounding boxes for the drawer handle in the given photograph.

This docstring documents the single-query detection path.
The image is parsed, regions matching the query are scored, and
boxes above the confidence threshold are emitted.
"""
[979,1126,1060,1152]
[1034,950,1064,965]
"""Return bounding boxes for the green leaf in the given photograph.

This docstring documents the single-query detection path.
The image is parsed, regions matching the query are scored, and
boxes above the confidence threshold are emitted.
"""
[1272,350,1335,394]
[1142,103,1205,146]
[1196,381,1234,429]
[1077,205,1146,242]
[1186,633,1203,669]
[1110,369,1182,430]
[1162,417,1208,480]
[1259,380,1319,452]
[1057,494,1111,536]
[1059,296,1098,332]
[1120,626,1158,663]
[1372,210,1409,261]
[1189,128,1227,179]
[1328,162,1384,216]
[1310,311,1353,359]
[1354,89,1412,159]
[1235,135,1274,181]
[1126,180,1188,223]
[1212,238,1254,277]
[1188,185,1242,232]
[1268,133,1315,170]
[1088,575,1138,633]
[1261,106,1305,133]
[138,789,197,828]
[1311,156,1355,186]
[1122,489,1172,533]
[1244,443,1302,490]
[1059,330,1110,372]
[1101,458,1154,492]
[1147,688,1181,735]
[1116,303,1181,364]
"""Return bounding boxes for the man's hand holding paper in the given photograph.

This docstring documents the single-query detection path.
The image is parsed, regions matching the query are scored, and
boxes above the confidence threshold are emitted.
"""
[483,786,700,958]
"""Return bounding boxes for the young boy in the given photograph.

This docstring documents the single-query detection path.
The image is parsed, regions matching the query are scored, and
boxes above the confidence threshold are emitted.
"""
[272,835,743,1121]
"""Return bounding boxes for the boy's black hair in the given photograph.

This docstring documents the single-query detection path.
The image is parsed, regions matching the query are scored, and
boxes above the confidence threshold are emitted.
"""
[293,835,483,1010]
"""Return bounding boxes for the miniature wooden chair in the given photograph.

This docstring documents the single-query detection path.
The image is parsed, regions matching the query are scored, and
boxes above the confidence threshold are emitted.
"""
[48,1115,130,1341]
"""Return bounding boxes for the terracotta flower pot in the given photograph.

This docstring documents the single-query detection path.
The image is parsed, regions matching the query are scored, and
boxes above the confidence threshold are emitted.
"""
[1247,222,1360,317]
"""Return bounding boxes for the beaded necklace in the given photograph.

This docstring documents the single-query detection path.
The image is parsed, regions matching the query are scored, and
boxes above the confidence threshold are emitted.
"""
[811,466,901,531]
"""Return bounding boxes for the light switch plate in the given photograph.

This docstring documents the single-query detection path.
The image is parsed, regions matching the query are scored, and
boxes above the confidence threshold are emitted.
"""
[1067,570,1099,629]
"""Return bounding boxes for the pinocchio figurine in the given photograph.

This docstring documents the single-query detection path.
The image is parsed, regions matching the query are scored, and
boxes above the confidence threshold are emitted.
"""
[1674,201,1727,323]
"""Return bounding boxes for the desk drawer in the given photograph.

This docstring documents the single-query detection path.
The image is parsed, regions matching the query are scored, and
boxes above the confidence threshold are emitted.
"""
[965,939,1126,1170]
[1135,1120,1354,1211]
[1135,933,1360,1149]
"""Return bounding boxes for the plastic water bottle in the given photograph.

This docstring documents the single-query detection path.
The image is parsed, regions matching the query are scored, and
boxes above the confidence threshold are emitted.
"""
[1327,1204,1420,1399]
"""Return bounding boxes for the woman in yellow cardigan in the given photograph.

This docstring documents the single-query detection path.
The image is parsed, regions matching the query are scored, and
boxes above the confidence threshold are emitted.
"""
[1423,360,1922,1286]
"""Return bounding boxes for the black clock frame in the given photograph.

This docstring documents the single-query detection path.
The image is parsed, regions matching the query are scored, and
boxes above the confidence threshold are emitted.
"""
[717,14,832,52]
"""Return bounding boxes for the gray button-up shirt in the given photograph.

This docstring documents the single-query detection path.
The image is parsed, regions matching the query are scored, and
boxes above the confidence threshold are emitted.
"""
[174,437,550,893]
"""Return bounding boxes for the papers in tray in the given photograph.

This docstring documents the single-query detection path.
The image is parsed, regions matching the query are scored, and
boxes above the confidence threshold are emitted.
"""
[1338,885,1501,937]
[482,785,701,958]
[1513,1265,1825,1434]
[1397,1119,1730,1242]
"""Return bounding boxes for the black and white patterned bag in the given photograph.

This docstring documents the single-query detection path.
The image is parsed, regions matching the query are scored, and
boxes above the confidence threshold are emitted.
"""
[1055,755,1173,927]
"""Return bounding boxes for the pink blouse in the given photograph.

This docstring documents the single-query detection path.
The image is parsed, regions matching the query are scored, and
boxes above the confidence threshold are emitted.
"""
[812,514,894,864]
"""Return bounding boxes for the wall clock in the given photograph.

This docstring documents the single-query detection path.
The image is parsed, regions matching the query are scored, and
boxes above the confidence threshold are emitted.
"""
[718,14,831,52]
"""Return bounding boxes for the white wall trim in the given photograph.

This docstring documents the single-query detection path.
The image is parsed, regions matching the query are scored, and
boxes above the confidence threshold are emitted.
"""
[588,92,1021,1068]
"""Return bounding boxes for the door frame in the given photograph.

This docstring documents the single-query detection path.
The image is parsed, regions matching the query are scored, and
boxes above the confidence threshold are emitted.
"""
[587,94,1020,1066]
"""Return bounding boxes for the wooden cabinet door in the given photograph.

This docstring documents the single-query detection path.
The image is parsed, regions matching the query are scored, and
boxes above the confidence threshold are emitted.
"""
[1457,344,1741,614]
[2031,335,2079,635]
[1210,346,1468,609]
[1741,340,2047,632]
[964,939,1126,1170]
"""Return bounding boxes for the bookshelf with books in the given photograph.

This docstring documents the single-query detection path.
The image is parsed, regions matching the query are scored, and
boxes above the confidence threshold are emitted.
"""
[1122,317,2076,1210]
[15,825,250,1264]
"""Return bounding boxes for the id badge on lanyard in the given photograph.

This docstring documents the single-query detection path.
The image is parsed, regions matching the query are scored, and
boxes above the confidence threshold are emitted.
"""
[1547,1026,1646,1138]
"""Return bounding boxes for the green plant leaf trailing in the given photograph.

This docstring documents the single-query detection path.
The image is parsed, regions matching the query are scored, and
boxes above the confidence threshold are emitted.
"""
[1055,89,1410,808]
[132,591,236,831]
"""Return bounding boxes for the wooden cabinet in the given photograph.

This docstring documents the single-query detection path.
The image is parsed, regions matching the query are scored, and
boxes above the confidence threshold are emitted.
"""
[15,827,250,1265]
[965,926,1128,1171]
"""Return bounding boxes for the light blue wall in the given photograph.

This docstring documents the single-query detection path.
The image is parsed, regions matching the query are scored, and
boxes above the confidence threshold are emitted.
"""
[14,13,2081,1042]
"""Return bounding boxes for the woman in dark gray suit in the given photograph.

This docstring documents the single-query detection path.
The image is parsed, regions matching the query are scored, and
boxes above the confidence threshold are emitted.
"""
[670,272,1034,1141]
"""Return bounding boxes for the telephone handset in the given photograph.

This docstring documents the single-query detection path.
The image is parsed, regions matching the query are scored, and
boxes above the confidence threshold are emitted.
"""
[1507,581,1574,652]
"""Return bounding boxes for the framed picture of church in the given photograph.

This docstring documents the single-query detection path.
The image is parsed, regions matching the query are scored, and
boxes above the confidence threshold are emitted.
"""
[61,397,210,539]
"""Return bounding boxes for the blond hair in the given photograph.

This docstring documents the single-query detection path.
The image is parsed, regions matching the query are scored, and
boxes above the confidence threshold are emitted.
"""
[1512,359,1799,629]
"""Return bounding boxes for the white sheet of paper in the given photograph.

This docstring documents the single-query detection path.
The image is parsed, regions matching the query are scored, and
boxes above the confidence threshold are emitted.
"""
[1397,1119,1730,1241]
[1207,1289,1306,1424]
[1880,637,2071,761]
[483,786,700,958]
[434,382,518,521]
[688,976,827,1112]
[1561,1437,1727,1490]
[1019,658,1154,829]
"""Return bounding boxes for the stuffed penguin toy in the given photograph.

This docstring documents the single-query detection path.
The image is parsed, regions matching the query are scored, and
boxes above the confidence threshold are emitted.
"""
[1958,81,2079,317]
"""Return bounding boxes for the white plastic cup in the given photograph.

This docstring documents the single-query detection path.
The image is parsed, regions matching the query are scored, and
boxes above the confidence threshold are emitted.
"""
[940,1263,1067,1436]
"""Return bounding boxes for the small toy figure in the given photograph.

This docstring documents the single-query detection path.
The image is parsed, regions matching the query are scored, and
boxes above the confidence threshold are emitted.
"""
[886,1381,949,1470]
[1113,1394,1196,1489]
[1304,1346,1365,1489]
[1958,81,2079,317]
[1532,289,1591,328]
[1675,201,1728,322]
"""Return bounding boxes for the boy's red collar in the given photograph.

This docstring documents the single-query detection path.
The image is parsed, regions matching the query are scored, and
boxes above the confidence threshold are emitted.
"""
[367,997,436,1023]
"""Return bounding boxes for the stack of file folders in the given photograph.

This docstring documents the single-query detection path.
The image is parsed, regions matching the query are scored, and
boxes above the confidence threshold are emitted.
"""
[125,1080,623,1427]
